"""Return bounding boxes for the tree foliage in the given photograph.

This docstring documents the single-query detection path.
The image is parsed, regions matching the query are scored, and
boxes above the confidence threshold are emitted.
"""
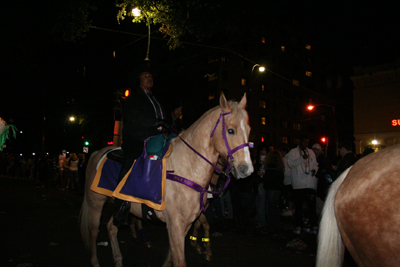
[116,0,240,49]
[52,0,96,43]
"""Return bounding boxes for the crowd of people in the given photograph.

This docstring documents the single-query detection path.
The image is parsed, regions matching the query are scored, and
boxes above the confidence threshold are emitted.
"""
[0,151,87,193]
[204,135,371,239]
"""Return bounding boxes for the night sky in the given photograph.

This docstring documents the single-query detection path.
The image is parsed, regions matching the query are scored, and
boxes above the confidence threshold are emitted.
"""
[1,1,398,154]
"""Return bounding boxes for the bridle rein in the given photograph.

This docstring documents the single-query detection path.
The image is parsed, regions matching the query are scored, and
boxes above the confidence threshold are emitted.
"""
[167,109,253,211]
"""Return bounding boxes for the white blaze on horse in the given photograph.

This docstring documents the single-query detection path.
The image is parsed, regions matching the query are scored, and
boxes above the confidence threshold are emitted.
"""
[79,93,253,267]
[317,144,400,267]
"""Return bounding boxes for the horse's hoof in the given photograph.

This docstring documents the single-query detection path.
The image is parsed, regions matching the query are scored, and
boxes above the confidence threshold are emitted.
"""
[145,241,151,248]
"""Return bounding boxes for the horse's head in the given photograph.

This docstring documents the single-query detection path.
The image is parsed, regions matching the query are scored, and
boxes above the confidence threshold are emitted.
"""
[211,93,254,179]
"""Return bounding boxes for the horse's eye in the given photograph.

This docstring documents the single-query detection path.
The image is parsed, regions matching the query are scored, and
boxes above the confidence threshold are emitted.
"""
[228,129,235,135]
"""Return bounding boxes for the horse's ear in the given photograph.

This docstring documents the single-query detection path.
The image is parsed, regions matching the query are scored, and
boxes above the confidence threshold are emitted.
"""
[239,93,247,109]
[219,92,231,112]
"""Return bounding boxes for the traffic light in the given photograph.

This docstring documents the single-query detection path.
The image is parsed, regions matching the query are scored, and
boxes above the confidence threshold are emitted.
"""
[84,141,89,146]
[122,89,130,99]
[320,137,327,144]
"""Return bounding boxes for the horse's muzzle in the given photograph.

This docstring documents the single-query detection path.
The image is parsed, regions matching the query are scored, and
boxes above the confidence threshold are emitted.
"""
[234,164,254,179]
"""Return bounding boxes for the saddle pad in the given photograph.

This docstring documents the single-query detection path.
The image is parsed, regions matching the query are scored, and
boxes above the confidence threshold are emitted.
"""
[91,144,172,211]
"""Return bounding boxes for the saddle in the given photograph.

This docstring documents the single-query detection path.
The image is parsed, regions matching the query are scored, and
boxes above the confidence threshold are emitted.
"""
[91,136,173,211]
[107,149,124,164]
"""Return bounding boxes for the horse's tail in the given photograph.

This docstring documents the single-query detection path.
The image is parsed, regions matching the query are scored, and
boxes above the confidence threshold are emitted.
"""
[79,193,91,250]
[316,166,352,267]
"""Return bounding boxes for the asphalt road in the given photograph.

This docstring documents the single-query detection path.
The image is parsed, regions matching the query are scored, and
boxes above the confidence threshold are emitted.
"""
[0,177,322,267]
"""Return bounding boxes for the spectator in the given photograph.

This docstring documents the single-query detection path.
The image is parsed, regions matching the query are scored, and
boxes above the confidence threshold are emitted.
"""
[336,140,358,178]
[280,146,294,216]
[312,143,335,202]
[261,150,284,236]
[68,153,79,190]
[362,147,375,158]
[287,135,319,235]
[62,154,70,190]
[254,142,269,229]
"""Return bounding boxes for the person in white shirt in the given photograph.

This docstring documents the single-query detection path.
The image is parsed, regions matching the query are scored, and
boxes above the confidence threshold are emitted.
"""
[287,135,319,234]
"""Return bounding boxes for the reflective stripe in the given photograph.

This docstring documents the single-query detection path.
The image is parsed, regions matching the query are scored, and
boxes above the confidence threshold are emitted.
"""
[190,236,197,241]
[202,238,210,242]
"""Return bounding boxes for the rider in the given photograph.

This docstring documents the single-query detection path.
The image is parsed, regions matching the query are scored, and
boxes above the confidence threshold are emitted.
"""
[113,61,169,227]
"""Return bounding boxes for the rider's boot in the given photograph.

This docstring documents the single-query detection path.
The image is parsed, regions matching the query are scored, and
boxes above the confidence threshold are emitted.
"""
[113,198,131,227]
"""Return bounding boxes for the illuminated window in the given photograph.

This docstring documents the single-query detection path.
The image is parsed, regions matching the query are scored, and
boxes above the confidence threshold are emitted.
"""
[261,37,266,43]
[293,123,301,130]
[293,79,299,86]
[261,116,269,125]
[261,84,265,91]
[241,78,246,86]
[306,71,312,77]
[260,100,267,108]
[282,136,288,144]
[306,44,311,50]
[208,94,215,100]
[281,46,285,52]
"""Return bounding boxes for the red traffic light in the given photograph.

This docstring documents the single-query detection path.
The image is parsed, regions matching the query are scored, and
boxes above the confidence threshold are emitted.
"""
[321,137,327,143]
[123,89,130,98]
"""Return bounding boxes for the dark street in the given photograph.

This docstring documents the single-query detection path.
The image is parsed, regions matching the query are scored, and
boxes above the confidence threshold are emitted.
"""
[0,176,321,267]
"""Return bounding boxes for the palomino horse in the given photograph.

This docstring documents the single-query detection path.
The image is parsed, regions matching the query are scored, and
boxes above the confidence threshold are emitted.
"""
[80,93,253,267]
[317,144,400,267]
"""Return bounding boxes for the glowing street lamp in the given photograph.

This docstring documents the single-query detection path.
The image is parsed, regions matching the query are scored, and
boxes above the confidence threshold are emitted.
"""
[372,140,378,145]
[132,7,141,17]
[250,64,266,90]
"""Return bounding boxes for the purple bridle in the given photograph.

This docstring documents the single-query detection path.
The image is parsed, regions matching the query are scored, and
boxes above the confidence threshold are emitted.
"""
[167,109,253,211]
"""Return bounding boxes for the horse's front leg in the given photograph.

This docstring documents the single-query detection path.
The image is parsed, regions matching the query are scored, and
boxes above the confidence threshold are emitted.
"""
[163,220,192,267]
[107,217,123,267]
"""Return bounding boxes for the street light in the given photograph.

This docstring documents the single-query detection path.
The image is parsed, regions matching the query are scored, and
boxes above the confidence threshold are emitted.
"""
[307,104,337,155]
[250,63,266,90]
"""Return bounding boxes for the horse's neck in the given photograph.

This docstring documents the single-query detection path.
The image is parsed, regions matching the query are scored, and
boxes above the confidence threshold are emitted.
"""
[170,108,220,188]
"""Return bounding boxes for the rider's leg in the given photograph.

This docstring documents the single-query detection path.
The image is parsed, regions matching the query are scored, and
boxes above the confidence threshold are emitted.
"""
[113,139,143,227]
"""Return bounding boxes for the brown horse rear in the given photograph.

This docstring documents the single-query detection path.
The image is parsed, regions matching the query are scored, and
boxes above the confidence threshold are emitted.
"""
[317,144,400,267]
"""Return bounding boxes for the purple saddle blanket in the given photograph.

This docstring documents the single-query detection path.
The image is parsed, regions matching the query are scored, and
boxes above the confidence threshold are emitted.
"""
[91,143,172,210]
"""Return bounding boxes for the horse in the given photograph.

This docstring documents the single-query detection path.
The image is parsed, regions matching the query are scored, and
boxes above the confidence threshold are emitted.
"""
[316,144,400,267]
[79,93,254,267]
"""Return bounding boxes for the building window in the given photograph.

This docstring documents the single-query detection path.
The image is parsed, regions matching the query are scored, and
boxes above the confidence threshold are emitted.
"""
[306,44,311,50]
[261,116,269,125]
[282,136,288,144]
[260,100,267,109]
[261,84,265,91]
[293,79,299,86]
[281,45,285,52]
[208,94,215,100]
[281,120,288,128]
[306,71,312,77]
[241,78,246,86]
[293,123,301,130]
[261,37,266,43]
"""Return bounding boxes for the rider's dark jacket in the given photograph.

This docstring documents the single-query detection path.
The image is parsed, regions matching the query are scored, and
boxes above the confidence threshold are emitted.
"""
[122,86,166,142]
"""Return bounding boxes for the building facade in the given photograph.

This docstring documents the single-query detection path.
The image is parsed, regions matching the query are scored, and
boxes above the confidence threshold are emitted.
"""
[351,60,400,154]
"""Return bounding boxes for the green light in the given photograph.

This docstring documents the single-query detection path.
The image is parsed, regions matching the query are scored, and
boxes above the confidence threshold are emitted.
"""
[84,141,89,146]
